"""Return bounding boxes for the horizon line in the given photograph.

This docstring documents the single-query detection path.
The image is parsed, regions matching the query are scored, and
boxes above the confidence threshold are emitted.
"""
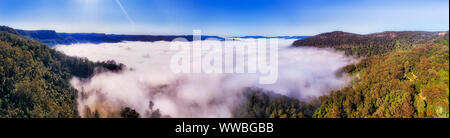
[4,25,449,37]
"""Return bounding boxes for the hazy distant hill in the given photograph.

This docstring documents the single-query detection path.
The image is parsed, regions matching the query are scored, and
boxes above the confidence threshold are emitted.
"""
[15,29,225,46]
[108,34,224,42]
[293,31,445,57]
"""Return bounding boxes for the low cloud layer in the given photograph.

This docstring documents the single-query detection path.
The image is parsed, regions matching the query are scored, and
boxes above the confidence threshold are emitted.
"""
[55,39,357,118]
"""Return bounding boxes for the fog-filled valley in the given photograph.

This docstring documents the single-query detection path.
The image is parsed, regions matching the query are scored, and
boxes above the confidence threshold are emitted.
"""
[55,39,357,118]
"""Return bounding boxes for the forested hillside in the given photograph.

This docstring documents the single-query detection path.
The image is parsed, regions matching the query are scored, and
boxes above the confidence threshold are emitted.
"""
[233,88,321,118]
[237,31,448,118]
[313,33,449,118]
[293,31,442,57]
[0,26,123,118]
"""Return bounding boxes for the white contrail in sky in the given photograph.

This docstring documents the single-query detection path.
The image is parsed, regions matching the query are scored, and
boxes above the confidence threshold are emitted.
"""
[115,0,135,26]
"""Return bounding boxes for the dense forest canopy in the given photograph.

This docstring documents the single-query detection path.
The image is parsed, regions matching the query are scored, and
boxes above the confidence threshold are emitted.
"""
[0,26,124,118]
[311,32,449,118]
[233,88,322,118]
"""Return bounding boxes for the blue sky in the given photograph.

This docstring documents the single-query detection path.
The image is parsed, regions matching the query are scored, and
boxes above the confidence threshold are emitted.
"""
[0,0,448,36]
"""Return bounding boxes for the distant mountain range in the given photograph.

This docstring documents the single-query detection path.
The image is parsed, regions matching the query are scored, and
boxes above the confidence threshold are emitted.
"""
[15,29,225,46]
[231,36,309,39]
[12,28,310,46]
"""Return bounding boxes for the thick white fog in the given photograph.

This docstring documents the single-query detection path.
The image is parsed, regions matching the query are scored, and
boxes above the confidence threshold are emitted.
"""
[55,39,357,118]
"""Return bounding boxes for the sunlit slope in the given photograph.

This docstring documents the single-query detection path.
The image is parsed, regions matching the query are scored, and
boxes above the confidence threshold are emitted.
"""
[293,31,443,57]
[313,33,449,118]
